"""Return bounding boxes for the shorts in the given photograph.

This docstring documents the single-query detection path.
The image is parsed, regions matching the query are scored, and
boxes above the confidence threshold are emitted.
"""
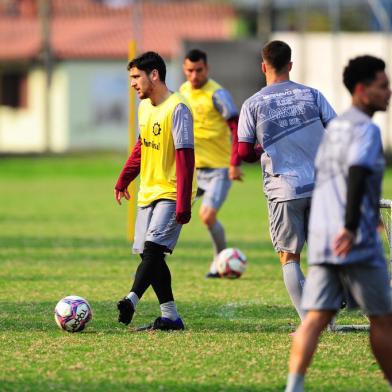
[268,198,311,254]
[195,168,231,210]
[133,199,182,254]
[302,262,392,316]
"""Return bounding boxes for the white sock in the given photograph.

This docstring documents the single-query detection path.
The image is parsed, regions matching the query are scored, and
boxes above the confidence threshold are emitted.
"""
[282,261,306,321]
[285,373,304,392]
[126,292,139,309]
[209,258,218,274]
[160,301,179,321]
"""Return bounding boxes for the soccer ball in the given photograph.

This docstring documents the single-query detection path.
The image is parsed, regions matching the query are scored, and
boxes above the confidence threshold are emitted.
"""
[215,248,247,278]
[54,296,92,333]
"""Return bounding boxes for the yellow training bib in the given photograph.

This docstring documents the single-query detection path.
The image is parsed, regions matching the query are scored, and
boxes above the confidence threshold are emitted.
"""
[137,92,196,207]
[180,79,231,168]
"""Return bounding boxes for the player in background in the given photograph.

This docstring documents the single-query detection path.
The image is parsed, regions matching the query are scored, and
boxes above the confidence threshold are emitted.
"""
[180,49,243,278]
[238,40,336,324]
[285,55,392,392]
[114,51,196,331]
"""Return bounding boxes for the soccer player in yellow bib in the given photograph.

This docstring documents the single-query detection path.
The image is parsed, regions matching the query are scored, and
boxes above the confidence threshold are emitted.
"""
[180,49,243,278]
[114,51,196,331]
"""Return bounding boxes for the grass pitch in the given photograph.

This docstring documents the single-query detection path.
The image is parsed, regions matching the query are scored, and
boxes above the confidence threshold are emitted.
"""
[0,154,391,392]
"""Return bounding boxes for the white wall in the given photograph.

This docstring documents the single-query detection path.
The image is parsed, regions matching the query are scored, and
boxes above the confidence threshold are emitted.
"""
[1,35,391,152]
[271,32,392,149]
[0,66,69,153]
[0,67,45,152]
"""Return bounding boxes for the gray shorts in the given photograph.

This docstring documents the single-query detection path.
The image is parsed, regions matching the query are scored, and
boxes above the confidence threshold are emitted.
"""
[133,199,182,254]
[268,198,311,254]
[302,262,392,316]
[195,168,231,210]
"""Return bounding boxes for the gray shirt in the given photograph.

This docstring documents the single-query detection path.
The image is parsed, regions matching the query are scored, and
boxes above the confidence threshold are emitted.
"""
[308,106,385,266]
[172,103,194,149]
[212,88,238,120]
[238,80,336,201]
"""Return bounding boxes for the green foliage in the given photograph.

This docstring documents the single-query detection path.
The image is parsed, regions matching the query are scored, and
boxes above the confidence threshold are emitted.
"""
[0,155,391,391]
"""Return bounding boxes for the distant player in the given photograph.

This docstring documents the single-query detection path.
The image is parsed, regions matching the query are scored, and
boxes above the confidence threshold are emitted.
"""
[180,49,243,278]
[114,51,196,331]
[238,40,336,323]
[285,55,392,392]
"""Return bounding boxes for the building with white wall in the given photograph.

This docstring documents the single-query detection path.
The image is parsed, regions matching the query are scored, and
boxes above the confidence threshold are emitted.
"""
[0,0,236,153]
[272,32,392,149]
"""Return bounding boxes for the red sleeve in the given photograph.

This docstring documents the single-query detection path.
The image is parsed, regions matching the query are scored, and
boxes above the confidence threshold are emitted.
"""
[238,141,263,163]
[175,147,195,224]
[227,116,241,166]
[115,138,142,191]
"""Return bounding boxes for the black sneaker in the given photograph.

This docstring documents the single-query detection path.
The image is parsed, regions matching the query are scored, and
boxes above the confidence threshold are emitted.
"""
[205,272,221,278]
[136,316,185,331]
[117,297,135,325]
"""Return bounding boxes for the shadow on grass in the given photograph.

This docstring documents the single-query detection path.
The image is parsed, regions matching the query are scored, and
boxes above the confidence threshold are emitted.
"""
[0,236,273,252]
[0,300,301,334]
[0,380,286,392]
[0,236,126,249]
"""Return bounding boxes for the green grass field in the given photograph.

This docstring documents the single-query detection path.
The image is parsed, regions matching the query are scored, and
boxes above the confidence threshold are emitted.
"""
[1,154,392,392]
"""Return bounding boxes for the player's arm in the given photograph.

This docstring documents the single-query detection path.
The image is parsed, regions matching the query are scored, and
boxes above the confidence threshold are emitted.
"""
[238,142,263,163]
[172,103,195,224]
[114,137,141,205]
[176,148,194,224]
[333,165,371,256]
[333,124,381,257]
[213,89,243,181]
[315,89,337,127]
[226,116,244,181]
[237,100,263,163]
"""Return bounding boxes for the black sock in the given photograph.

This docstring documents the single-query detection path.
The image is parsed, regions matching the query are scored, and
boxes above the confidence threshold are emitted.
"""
[145,241,174,304]
[130,241,174,304]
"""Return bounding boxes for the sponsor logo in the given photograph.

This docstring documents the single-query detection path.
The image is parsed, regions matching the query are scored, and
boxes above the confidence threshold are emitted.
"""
[152,122,161,136]
[143,138,160,150]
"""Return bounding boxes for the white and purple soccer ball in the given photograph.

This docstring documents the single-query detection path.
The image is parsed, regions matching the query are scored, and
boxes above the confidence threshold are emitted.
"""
[215,248,247,278]
[54,296,92,333]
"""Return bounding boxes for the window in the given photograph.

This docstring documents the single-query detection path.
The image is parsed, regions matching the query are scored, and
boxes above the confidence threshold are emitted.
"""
[0,71,27,108]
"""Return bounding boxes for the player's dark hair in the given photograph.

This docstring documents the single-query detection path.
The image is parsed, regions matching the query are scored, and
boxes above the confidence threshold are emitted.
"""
[343,55,385,94]
[127,51,166,82]
[185,49,207,64]
[262,40,291,73]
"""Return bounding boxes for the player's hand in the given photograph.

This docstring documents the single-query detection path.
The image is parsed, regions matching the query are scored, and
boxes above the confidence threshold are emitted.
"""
[229,165,244,182]
[333,228,355,257]
[114,188,130,205]
[176,210,191,224]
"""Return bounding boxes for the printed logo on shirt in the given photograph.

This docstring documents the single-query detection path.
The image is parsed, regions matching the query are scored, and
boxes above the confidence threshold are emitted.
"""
[152,122,162,136]
[143,138,160,150]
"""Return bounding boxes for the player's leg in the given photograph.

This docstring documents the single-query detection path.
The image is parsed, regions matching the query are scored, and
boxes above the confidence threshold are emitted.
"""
[369,314,392,383]
[198,168,231,277]
[269,198,310,321]
[280,252,306,322]
[117,204,153,325]
[137,199,185,330]
[345,262,392,384]
[286,310,334,392]
[286,264,342,392]
[199,204,223,255]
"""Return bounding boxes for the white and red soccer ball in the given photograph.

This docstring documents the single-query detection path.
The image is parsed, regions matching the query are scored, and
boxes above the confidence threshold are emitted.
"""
[215,247,247,278]
[54,296,92,332]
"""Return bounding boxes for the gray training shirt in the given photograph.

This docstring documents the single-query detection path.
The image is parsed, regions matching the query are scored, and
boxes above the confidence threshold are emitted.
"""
[238,80,336,201]
[212,88,238,120]
[308,106,385,267]
[172,103,194,149]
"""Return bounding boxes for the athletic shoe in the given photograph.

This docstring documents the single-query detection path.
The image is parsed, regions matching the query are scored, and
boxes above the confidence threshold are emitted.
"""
[136,316,185,331]
[205,272,221,278]
[117,297,135,325]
